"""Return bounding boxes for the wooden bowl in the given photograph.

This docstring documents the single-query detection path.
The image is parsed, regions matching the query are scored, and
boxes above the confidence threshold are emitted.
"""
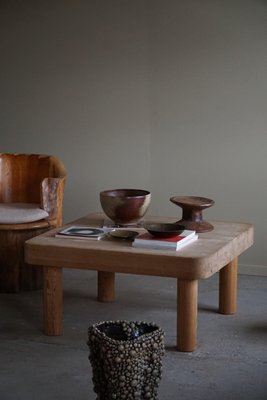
[109,229,139,240]
[100,189,151,225]
[143,223,185,238]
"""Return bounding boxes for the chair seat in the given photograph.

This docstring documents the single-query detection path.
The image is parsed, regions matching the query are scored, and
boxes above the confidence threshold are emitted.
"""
[0,203,49,224]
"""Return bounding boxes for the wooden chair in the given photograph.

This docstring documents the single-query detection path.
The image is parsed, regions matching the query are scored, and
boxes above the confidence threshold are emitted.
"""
[0,153,66,292]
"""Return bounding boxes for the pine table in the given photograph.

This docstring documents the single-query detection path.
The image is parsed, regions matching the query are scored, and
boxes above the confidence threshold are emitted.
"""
[24,213,253,352]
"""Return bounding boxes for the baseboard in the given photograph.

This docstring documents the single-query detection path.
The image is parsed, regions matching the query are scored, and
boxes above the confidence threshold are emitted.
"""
[238,264,267,276]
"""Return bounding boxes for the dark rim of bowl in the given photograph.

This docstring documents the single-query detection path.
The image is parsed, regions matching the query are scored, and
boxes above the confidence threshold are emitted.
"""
[100,189,151,198]
[144,223,185,234]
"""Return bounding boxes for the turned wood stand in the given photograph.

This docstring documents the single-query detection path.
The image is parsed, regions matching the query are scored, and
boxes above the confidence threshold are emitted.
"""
[170,195,215,233]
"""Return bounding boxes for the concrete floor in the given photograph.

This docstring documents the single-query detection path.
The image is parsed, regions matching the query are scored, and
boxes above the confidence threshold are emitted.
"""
[0,270,267,400]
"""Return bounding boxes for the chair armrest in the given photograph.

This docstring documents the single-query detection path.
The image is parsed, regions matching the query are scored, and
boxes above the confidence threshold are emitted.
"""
[40,177,65,225]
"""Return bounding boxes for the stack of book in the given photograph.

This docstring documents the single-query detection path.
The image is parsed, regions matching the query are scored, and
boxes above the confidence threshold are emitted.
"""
[132,229,198,251]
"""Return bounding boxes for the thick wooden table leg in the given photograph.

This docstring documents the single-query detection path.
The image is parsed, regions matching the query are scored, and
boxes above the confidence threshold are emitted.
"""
[98,271,115,302]
[43,266,63,335]
[177,279,198,352]
[219,257,238,315]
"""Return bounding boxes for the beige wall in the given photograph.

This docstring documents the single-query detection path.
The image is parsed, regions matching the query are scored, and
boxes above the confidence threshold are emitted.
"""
[1,0,267,270]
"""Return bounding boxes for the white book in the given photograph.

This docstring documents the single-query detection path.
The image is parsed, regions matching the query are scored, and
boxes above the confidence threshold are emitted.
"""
[132,230,198,250]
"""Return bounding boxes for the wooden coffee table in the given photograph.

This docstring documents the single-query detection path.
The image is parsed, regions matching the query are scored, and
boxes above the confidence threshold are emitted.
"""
[24,213,253,352]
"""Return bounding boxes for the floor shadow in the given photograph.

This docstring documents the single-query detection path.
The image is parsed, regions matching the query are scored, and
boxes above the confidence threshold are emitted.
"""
[244,323,267,336]
[164,344,178,352]
[198,302,218,313]
[63,289,96,301]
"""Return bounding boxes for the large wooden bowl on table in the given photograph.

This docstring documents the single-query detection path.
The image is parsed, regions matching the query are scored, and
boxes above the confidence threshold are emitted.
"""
[100,188,151,226]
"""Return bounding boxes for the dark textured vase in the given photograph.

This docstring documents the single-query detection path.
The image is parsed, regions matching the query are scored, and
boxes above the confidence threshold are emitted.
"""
[87,320,165,400]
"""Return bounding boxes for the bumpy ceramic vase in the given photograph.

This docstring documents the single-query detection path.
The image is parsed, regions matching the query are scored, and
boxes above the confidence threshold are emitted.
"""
[87,320,165,400]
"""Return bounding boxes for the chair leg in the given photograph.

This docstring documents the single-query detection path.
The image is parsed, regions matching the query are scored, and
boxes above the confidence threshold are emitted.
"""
[0,231,20,292]
[0,227,51,293]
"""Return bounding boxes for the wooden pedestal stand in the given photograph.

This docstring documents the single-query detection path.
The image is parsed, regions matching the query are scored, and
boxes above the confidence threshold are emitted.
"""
[170,196,215,233]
